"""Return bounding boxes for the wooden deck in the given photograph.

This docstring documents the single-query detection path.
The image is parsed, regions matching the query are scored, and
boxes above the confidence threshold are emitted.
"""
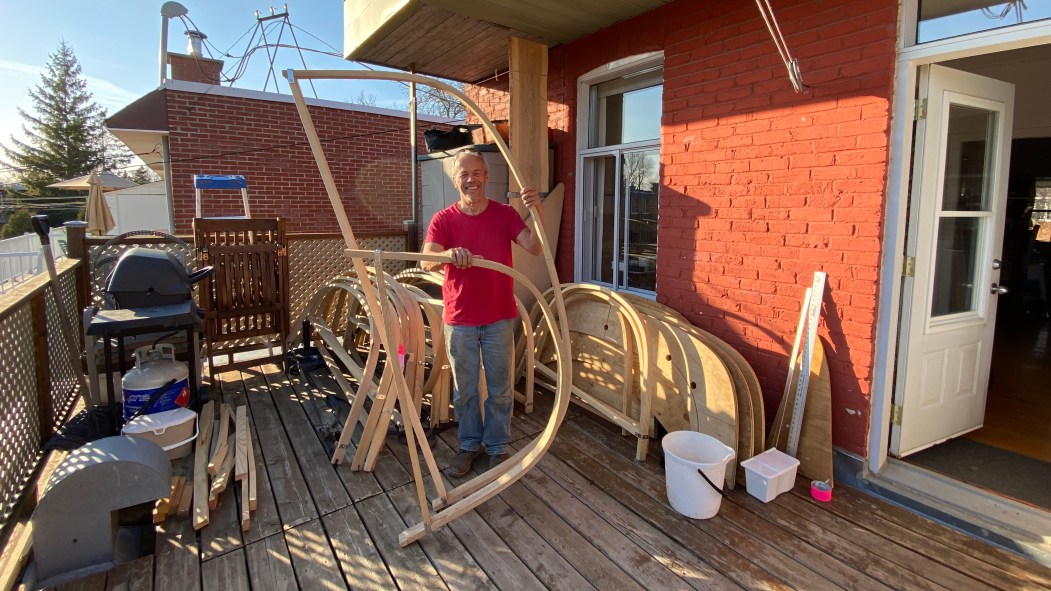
[44,363,1051,591]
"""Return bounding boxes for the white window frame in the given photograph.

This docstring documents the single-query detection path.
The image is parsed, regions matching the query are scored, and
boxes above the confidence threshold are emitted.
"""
[575,51,664,293]
[869,1,1051,474]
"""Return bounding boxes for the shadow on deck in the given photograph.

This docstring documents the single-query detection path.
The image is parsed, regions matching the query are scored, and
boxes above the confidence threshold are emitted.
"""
[35,364,1051,591]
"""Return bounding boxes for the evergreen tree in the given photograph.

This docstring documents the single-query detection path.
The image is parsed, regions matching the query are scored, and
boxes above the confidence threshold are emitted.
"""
[1,41,127,225]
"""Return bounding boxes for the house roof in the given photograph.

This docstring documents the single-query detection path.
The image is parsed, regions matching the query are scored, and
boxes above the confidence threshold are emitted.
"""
[343,0,674,83]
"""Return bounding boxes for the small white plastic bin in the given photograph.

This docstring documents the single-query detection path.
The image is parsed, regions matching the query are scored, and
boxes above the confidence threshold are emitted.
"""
[122,407,198,460]
[739,448,799,502]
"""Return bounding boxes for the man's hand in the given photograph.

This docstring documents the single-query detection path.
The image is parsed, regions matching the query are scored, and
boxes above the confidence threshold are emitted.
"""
[521,187,542,210]
[448,246,474,269]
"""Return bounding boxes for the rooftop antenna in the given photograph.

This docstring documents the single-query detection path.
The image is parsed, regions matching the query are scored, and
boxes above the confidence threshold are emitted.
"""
[253,5,317,97]
[159,1,189,87]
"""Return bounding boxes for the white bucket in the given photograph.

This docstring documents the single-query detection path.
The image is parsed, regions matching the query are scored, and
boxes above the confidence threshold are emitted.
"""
[662,430,736,519]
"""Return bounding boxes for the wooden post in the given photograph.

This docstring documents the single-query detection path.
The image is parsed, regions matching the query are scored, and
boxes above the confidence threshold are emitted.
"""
[31,292,54,445]
[64,221,90,318]
[509,37,549,192]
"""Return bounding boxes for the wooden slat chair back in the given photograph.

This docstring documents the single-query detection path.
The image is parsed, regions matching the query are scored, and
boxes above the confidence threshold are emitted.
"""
[193,218,289,382]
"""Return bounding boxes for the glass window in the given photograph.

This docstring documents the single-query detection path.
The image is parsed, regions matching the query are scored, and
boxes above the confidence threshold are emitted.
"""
[917,1,1051,44]
[941,104,997,212]
[580,63,662,293]
[588,69,663,148]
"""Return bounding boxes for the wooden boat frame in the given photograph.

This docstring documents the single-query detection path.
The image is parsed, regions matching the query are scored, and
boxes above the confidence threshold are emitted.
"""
[285,69,571,547]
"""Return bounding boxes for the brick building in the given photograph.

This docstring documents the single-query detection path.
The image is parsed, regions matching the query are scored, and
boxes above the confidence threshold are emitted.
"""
[344,0,1051,540]
[106,53,454,235]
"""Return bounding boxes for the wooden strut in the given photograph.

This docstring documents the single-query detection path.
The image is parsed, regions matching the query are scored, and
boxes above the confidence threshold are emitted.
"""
[285,69,571,547]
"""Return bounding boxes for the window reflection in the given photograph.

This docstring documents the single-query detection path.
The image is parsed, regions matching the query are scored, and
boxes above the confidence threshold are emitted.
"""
[918,1,1051,44]
[589,69,663,148]
[622,150,659,291]
[932,217,981,316]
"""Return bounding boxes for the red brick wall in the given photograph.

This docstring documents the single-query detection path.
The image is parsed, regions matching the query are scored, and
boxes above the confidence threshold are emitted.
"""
[168,53,224,85]
[165,91,443,236]
[468,0,897,456]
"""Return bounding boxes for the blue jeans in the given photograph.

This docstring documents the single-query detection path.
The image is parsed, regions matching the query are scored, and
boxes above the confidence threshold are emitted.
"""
[444,319,514,456]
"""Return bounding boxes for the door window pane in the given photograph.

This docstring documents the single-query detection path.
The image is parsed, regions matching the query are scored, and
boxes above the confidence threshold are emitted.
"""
[941,104,996,212]
[931,217,981,316]
[917,1,1051,44]
[622,150,659,291]
[584,156,617,285]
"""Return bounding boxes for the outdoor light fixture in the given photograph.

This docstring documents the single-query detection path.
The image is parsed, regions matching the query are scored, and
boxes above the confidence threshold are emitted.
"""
[159,1,189,87]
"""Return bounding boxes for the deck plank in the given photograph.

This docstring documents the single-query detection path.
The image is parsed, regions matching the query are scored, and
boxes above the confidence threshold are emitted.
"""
[322,505,398,590]
[355,493,448,591]
[496,479,645,591]
[776,491,1000,591]
[287,369,388,502]
[554,410,896,591]
[810,484,1051,590]
[387,480,496,591]
[509,442,722,589]
[445,506,548,591]
[243,534,297,591]
[219,370,283,544]
[733,489,953,591]
[473,486,599,591]
[200,549,249,591]
[262,364,352,517]
[55,572,106,591]
[283,519,348,590]
[45,364,1051,591]
[239,368,318,529]
[153,512,200,591]
[104,555,153,591]
[553,418,841,591]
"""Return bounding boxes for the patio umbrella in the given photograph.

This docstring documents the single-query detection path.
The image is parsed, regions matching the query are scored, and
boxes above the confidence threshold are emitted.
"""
[84,173,116,236]
[47,171,137,191]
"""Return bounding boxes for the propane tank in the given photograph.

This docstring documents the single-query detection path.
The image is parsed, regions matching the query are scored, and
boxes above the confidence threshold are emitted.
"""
[122,343,190,420]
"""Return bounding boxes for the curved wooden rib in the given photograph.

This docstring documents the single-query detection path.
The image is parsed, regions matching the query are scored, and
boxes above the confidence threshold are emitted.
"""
[286,69,570,547]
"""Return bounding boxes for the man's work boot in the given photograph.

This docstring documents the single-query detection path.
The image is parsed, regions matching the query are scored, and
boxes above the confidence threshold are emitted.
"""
[447,448,483,478]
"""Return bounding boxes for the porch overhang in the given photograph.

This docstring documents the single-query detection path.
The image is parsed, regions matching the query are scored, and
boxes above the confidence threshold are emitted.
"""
[105,89,168,175]
[343,0,672,82]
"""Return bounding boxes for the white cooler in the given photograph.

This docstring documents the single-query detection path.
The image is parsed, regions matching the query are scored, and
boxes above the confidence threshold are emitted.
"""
[122,407,198,460]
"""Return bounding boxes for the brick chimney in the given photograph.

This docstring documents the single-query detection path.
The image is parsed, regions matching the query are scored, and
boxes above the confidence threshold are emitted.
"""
[167,53,224,85]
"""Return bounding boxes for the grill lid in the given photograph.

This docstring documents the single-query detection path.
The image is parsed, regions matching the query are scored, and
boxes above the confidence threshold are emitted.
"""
[106,247,190,302]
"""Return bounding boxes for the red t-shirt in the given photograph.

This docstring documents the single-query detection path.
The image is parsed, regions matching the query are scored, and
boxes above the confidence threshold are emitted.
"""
[425,201,526,326]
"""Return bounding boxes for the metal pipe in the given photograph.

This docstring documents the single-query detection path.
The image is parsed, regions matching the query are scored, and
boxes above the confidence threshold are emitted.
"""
[159,16,169,87]
[161,136,176,234]
[409,64,419,238]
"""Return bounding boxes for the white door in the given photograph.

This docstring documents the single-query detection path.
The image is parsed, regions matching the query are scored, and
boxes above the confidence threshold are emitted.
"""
[891,65,1014,457]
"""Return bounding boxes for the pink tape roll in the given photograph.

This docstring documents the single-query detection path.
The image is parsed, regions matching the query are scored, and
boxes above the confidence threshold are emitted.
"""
[810,480,833,502]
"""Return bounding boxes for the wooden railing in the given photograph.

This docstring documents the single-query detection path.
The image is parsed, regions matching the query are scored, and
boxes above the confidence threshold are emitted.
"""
[0,257,82,534]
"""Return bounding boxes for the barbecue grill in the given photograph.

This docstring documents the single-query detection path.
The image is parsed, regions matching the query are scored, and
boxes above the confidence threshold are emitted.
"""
[105,247,212,309]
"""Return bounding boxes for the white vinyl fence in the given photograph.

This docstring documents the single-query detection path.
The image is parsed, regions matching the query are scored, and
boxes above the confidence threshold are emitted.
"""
[0,227,67,293]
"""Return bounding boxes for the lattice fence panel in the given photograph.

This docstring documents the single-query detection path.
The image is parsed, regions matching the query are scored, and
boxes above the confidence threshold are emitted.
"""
[0,305,40,529]
[287,234,408,327]
[47,271,81,420]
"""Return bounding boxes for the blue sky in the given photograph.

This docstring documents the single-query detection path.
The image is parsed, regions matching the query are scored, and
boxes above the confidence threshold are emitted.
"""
[0,1,407,171]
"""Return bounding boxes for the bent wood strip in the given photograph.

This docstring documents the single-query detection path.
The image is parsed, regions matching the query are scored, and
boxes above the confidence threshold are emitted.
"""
[289,70,570,548]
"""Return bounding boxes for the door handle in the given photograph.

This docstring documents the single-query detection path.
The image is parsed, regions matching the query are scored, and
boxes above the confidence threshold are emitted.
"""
[990,283,1008,295]
[992,259,1002,270]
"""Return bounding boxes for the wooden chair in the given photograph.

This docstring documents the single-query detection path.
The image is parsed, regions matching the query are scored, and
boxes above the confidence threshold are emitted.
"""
[193,218,289,382]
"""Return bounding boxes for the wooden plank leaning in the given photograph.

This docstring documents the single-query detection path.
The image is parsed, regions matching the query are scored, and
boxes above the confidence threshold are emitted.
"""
[285,69,570,547]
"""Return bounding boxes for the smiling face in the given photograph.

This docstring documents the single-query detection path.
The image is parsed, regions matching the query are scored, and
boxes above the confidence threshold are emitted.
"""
[454,153,489,202]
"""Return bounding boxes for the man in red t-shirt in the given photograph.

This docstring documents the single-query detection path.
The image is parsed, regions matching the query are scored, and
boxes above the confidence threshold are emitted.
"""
[422,148,543,477]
